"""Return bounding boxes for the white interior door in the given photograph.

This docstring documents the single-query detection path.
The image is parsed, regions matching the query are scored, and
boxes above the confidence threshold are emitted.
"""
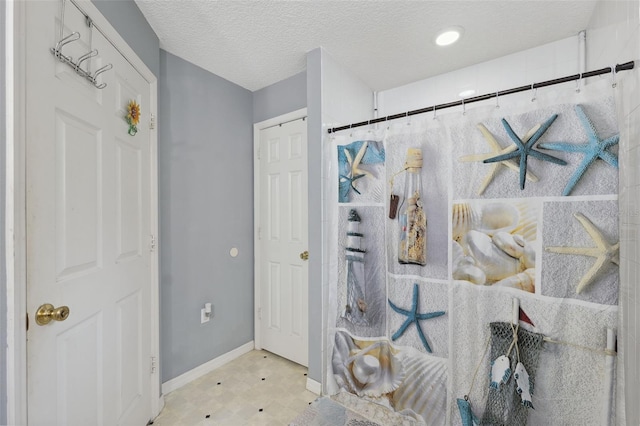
[25,2,153,424]
[258,117,309,366]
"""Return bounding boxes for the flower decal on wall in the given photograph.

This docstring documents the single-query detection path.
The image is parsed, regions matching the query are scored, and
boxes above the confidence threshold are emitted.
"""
[126,99,141,136]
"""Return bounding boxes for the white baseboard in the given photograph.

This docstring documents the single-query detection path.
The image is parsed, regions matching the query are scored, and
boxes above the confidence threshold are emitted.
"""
[161,341,254,394]
[151,394,165,421]
[306,377,321,395]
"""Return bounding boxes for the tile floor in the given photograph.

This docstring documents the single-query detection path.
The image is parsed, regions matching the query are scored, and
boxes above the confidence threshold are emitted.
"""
[150,350,319,426]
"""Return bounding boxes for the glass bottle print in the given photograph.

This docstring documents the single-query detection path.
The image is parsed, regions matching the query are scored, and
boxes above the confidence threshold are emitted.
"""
[398,148,427,265]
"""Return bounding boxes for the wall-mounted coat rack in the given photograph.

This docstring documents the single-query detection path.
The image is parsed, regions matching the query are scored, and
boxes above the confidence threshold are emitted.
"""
[50,31,113,89]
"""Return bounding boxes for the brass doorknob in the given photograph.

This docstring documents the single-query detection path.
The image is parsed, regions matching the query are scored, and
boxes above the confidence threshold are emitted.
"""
[300,250,309,261]
[35,303,70,326]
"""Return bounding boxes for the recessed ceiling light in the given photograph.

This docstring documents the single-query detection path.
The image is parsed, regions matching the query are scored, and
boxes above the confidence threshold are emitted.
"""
[435,27,463,46]
[459,89,476,98]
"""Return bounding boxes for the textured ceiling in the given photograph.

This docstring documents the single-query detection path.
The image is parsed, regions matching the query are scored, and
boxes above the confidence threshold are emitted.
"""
[135,1,598,92]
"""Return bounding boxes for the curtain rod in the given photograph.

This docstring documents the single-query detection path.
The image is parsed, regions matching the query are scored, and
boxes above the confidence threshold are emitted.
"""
[327,60,635,134]
[66,0,147,80]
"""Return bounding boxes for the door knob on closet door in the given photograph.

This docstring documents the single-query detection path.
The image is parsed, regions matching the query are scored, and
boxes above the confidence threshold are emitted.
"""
[300,251,309,261]
[35,303,70,325]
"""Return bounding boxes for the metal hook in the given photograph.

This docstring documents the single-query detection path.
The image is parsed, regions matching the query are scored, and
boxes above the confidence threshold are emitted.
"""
[495,91,500,109]
[76,49,98,72]
[405,111,411,126]
[462,98,466,115]
[530,84,537,102]
[433,106,437,120]
[54,31,80,53]
[92,63,113,88]
[56,31,79,50]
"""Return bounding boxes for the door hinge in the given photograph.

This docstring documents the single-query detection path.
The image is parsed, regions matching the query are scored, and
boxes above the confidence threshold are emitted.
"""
[150,234,156,252]
[26,312,29,331]
[151,356,157,374]
[149,113,156,130]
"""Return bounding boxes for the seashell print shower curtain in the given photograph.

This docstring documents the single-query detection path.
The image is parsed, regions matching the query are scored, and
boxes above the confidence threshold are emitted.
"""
[324,77,626,425]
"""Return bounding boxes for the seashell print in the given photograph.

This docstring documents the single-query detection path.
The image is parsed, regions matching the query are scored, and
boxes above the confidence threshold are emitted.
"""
[452,240,466,263]
[452,240,476,269]
[492,231,525,259]
[452,200,538,291]
[332,331,361,394]
[391,353,448,426]
[493,268,535,293]
[477,203,520,236]
[489,355,512,389]
[351,354,381,384]
[453,203,478,243]
[369,183,385,203]
[512,201,539,242]
[514,361,535,409]
[522,243,536,269]
[332,332,405,397]
[453,263,487,285]
[465,230,521,281]
[345,340,405,397]
[452,240,486,284]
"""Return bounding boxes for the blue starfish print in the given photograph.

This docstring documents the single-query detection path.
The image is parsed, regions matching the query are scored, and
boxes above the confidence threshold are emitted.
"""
[483,115,567,190]
[339,172,366,199]
[538,105,619,196]
[388,283,445,353]
[337,140,385,202]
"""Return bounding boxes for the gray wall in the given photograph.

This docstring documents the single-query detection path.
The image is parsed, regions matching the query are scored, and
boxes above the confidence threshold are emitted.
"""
[159,50,254,382]
[92,0,159,77]
[1,2,6,424]
[253,71,306,123]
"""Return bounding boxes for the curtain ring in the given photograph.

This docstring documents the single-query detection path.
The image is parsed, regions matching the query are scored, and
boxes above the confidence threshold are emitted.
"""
[611,64,617,88]
[530,84,537,102]
[576,73,582,93]
[495,91,500,109]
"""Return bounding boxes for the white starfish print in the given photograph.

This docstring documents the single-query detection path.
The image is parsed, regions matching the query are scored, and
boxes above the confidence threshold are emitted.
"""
[545,212,619,294]
[344,140,374,186]
[459,123,541,195]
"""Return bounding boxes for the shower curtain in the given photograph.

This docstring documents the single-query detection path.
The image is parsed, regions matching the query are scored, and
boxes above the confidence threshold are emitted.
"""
[324,77,626,425]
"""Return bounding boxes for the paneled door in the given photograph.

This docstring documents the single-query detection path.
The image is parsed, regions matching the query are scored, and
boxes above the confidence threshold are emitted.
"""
[258,117,309,366]
[25,1,154,424]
